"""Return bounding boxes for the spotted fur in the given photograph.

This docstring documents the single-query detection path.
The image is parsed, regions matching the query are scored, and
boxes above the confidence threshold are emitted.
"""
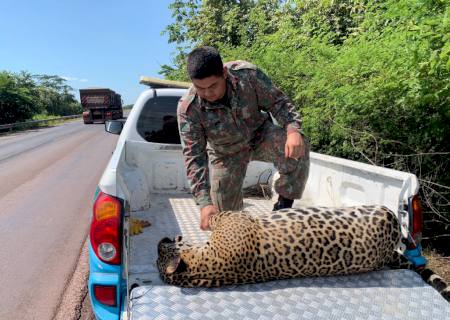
[157,205,449,301]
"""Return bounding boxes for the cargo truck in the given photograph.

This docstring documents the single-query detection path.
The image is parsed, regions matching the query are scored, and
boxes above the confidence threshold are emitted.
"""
[88,77,450,320]
[80,88,123,124]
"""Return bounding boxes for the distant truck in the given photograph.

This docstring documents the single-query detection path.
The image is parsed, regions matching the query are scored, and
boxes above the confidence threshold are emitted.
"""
[80,88,123,124]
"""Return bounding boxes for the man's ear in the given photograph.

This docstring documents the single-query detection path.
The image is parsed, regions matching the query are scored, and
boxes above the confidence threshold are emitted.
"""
[223,66,228,78]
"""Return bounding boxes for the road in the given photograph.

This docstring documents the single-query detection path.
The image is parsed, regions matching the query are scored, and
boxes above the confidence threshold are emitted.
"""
[0,120,119,319]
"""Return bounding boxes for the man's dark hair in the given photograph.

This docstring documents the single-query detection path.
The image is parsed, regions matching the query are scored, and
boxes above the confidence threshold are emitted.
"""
[187,46,224,79]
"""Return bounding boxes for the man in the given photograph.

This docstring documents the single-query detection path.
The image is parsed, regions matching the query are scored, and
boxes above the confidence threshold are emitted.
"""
[177,46,310,231]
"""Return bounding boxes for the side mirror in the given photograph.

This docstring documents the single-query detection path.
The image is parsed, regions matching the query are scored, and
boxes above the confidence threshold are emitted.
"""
[105,120,123,135]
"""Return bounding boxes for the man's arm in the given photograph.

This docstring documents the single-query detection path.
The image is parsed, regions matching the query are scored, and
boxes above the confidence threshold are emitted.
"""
[253,68,305,159]
[177,110,212,208]
[253,68,303,135]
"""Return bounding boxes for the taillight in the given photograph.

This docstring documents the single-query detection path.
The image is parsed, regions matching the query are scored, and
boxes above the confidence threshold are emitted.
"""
[93,285,117,307]
[90,191,122,264]
[408,194,423,248]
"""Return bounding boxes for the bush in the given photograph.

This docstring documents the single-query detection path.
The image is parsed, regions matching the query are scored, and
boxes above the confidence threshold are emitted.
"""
[163,0,450,250]
[0,71,42,124]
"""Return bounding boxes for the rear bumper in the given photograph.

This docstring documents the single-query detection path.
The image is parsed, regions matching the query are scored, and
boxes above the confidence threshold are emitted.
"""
[89,244,123,320]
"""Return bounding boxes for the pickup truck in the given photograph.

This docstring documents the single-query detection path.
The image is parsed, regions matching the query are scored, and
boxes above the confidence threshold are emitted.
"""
[88,79,450,320]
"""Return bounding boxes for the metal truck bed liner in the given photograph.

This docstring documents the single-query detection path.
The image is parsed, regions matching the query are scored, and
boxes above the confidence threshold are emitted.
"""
[129,269,450,320]
[129,194,275,282]
[128,195,450,319]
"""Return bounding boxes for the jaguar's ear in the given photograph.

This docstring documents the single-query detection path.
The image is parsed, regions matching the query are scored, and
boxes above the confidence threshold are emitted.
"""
[166,256,187,274]
[166,256,180,274]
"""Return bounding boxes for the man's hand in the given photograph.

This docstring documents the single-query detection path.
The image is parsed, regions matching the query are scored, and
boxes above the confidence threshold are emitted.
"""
[200,205,218,231]
[285,131,305,160]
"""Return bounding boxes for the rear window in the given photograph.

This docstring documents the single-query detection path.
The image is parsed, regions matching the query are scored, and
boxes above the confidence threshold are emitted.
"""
[137,95,181,144]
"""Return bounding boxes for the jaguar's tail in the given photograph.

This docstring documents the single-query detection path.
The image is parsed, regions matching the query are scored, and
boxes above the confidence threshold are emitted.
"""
[388,251,449,302]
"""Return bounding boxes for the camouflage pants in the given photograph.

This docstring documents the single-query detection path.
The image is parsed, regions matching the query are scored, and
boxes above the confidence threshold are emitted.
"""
[209,121,310,211]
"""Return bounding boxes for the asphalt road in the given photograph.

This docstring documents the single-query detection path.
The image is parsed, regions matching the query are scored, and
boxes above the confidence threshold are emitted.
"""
[0,120,119,319]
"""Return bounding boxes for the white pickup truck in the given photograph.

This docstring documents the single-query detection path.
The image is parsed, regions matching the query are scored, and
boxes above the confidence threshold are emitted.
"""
[88,82,450,320]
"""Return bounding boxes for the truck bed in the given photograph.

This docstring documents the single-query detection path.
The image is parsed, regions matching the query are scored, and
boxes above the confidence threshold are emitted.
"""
[127,194,450,320]
[128,194,276,283]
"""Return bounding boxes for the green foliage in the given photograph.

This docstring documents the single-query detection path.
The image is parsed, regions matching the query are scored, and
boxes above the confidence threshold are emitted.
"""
[160,0,283,78]
[0,72,82,124]
[34,74,82,116]
[0,71,42,124]
[159,49,190,80]
[163,0,450,239]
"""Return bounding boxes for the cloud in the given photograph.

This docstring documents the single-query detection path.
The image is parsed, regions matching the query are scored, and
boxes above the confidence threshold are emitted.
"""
[61,76,77,81]
[60,75,89,82]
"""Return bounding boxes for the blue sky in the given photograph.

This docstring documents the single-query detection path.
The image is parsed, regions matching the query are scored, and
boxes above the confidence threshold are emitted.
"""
[0,0,179,104]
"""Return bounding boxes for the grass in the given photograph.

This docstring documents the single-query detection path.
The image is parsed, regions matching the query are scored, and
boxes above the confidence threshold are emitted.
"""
[32,114,59,121]
[0,114,81,135]
[423,248,450,284]
[32,113,80,125]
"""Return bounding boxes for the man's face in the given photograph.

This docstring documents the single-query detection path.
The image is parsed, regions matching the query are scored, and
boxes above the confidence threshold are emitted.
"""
[191,67,227,103]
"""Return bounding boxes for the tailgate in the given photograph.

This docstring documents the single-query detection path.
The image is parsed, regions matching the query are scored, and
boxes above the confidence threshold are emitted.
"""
[129,269,450,320]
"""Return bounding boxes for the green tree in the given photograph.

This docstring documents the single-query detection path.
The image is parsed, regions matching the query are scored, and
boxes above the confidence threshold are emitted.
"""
[0,71,82,124]
[0,71,42,124]
[160,0,285,79]
[34,74,82,116]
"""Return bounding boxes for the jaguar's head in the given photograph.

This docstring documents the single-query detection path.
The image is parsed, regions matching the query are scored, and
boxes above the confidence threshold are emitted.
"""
[156,235,190,284]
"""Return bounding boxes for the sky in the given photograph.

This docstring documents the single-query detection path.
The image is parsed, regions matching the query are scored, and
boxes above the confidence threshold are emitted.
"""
[0,0,179,104]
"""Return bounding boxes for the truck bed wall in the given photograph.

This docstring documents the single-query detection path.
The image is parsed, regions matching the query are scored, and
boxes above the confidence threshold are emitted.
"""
[103,140,419,239]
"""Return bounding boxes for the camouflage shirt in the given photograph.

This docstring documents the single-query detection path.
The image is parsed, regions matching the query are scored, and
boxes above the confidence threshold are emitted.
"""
[177,60,303,208]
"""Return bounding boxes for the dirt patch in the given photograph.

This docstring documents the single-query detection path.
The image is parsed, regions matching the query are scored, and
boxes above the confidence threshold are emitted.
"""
[79,292,95,320]
[54,238,93,320]
[423,248,450,284]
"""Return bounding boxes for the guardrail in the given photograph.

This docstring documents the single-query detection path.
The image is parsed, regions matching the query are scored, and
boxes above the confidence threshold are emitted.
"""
[0,115,82,133]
